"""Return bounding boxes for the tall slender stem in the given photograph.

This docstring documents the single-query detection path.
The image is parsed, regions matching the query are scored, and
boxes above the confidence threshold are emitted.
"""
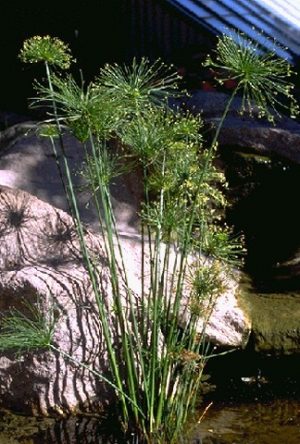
[44,62,131,421]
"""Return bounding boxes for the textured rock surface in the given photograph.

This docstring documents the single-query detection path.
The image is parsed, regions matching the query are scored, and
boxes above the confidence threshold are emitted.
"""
[179,270,252,349]
[219,120,300,165]
[0,186,113,416]
[246,292,300,355]
[199,283,251,348]
[0,123,142,233]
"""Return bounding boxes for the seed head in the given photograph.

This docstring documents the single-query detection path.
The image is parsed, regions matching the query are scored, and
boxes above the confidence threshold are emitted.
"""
[19,35,74,70]
[204,32,299,122]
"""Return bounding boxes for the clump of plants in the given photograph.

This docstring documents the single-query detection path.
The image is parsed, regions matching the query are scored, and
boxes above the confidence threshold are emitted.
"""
[0,33,297,443]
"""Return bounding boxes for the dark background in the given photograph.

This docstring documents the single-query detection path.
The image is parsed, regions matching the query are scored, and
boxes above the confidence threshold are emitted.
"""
[1,1,128,112]
[1,0,214,114]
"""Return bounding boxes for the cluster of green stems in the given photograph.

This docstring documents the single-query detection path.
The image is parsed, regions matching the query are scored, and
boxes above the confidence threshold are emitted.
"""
[32,55,228,443]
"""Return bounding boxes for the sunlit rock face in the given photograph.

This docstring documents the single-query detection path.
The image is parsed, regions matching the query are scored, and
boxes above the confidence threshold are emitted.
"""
[0,186,114,416]
[0,185,149,416]
[179,270,252,349]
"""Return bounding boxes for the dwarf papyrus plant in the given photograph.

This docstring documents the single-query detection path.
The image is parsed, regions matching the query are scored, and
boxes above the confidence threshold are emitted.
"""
[12,33,297,442]
[204,32,299,124]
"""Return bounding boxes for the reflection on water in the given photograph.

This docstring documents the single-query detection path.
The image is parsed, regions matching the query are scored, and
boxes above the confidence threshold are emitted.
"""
[222,146,300,291]
[2,395,300,444]
[0,410,143,444]
[0,412,117,444]
[191,343,300,444]
[192,399,300,444]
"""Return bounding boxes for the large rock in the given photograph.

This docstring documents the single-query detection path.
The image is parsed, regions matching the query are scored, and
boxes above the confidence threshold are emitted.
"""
[197,284,251,348]
[0,186,115,416]
[0,122,142,234]
[179,269,251,348]
[245,292,300,355]
[184,90,300,164]
[219,118,300,165]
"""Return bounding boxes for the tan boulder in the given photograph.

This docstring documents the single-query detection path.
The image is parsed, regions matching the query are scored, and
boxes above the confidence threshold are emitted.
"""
[0,186,113,416]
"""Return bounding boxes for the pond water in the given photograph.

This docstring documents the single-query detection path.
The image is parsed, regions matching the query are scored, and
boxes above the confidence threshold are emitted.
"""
[2,395,300,443]
[0,410,121,444]
[2,369,300,444]
[192,398,300,444]
[184,350,300,444]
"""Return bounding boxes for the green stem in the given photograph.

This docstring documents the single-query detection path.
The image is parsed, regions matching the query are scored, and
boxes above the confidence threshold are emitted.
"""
[148,150,166,430]
[44,62,129,421]
[155,89,239,428]
[88,135,139,420]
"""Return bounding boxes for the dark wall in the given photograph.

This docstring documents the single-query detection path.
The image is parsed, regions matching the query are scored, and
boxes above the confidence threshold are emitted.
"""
[1,1,127,112]
[1,1,213,113]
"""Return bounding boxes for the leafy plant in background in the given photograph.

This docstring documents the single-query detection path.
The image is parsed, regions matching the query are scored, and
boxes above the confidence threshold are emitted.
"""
[0,32,296,443]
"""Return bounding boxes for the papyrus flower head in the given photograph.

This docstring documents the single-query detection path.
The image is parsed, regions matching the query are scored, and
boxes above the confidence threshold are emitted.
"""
[204,32,299,123]
[19,35,73,70]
